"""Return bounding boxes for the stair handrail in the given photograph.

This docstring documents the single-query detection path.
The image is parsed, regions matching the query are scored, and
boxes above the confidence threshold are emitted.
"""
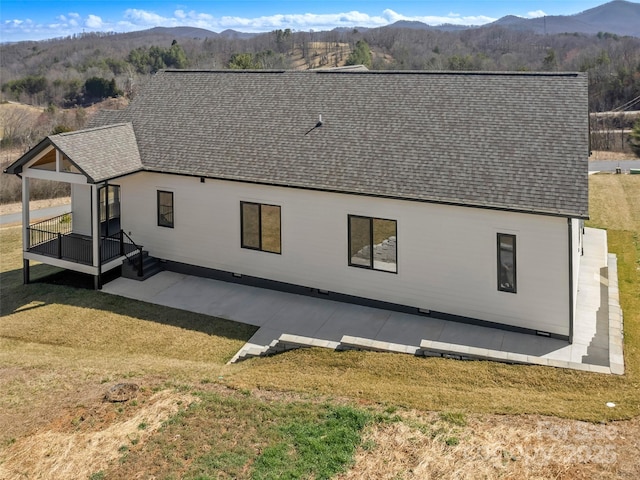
[119,230,144,277]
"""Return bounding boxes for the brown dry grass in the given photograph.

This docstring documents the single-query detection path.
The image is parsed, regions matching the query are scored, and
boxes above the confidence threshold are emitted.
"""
[0,389,198,480]
[0,196,70,215]
[339,412,639,479]
[0,102,42,135]
[588,175,640,231]
[590,150,638,161]
[290,41,351,69]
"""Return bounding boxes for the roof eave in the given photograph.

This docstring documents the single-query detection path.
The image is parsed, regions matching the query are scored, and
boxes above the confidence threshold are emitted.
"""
[145,167,589,219]
[2,137,53,175]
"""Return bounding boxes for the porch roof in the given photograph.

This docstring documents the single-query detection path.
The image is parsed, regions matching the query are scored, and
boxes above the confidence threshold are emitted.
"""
[4,123,143,184]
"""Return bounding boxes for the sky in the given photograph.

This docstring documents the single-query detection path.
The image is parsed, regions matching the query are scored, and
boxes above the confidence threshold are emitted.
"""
[1,0,612,43]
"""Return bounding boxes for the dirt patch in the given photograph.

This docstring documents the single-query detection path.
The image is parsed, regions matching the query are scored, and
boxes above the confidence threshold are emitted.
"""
[0,388,197,480]
[105,382,140,402]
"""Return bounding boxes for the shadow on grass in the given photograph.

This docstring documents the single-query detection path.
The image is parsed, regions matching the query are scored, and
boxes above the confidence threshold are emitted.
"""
[0,264,258,344]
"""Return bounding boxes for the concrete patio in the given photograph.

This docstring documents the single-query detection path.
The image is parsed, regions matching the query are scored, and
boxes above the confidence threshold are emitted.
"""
[102,228,624,374]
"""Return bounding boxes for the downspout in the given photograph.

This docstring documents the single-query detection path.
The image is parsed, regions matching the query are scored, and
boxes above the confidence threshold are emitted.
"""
[567,218,574,344]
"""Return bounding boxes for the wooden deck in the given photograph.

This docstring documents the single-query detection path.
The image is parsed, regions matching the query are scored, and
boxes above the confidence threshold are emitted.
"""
[28,233,139,266]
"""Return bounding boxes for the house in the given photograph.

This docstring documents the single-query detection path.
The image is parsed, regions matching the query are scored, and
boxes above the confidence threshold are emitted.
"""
[4,69,589,342]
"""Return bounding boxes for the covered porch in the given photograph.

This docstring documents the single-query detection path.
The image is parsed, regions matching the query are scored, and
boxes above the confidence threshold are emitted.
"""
[21,182,143,288]
[3,124,146,289]
[25,211,142,287]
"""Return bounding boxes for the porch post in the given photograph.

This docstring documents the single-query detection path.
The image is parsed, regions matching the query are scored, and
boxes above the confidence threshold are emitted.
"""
[22,176,30,284]
[92,183,102,290]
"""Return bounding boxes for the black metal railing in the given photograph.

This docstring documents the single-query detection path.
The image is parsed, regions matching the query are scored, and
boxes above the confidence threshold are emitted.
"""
[26,212,142,271]
[27,229,92,265]
[118,230,144,277]
[102,231,123,262]
[102,230,144,277]
[28,213,73,247]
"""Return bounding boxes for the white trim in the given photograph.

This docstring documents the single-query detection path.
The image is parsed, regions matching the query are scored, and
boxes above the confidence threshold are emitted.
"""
[92,184,100,267]
[22,177,29,251]
[102,257,124,272]
[22,169,88,184]
[23,252,124,275]
[24,252,98,275]
[23,145,55,169]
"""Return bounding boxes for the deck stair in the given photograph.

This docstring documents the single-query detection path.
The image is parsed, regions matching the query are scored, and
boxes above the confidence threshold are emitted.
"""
[121,251,163,281]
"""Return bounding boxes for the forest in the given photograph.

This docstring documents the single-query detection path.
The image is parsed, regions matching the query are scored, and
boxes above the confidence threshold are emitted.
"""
[1,24,640,148]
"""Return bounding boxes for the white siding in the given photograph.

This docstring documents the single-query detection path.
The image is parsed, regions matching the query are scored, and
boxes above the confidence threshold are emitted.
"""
[71,184,92,236]
[117,172,571,336]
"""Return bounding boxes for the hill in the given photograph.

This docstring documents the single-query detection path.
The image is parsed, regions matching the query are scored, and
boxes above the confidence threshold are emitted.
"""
[0,0,639,117]
[490,0,640,36]
[384,1,640,37]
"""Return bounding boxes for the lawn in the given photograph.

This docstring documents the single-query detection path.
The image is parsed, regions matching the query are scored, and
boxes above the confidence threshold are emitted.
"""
[0,174,639,479]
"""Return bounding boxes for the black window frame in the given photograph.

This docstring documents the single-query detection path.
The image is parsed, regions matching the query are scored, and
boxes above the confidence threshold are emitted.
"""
[240,201,282,254]
[157,190,174,228]
[497,233,517,293]
[348,214,397,274]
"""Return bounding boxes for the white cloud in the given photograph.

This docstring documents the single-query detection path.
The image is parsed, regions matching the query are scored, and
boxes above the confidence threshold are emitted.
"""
[68,12,80,26]
[379,9,495,27]
[1,7,499,42]
[124,9,177,26]
[57,13,78,27]
[85,14,103,29]
[527,10,547,18]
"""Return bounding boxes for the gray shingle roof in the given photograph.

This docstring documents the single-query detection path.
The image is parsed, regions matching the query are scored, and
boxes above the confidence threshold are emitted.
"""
[5,123,142,183]
[50,123,142,182]
[86,70,590,217]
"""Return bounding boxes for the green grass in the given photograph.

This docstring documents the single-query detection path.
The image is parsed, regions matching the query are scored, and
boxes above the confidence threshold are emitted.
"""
[252,405,370,480]
[106,390,372,479]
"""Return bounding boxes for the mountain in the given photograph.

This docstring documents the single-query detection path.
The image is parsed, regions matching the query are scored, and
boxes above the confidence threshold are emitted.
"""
[386,21,469,32]
[384,1,639,37]
[218,29,259,40]
[573,0,640,36]
[143,26,219,39]
[490,0,640,37]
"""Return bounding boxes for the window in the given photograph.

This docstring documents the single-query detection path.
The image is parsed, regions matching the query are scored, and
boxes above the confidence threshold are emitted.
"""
[348,215,397,273]
[157,190,174,228]
[497,233,516,293]
[241,202,281,254]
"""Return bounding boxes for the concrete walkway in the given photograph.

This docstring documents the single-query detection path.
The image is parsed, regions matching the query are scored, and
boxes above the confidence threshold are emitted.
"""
[102,228,624,374]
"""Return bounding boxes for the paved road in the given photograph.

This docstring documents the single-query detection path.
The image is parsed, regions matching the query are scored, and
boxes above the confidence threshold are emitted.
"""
[589,159,640,172]
[0,204,71,225]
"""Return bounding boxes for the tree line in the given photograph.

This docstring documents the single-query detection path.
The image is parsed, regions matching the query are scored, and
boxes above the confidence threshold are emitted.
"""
[1,25,639,113]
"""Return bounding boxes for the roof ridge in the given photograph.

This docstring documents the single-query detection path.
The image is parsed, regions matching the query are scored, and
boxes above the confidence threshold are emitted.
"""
[51,122,132,138]
[158,69,584,77]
